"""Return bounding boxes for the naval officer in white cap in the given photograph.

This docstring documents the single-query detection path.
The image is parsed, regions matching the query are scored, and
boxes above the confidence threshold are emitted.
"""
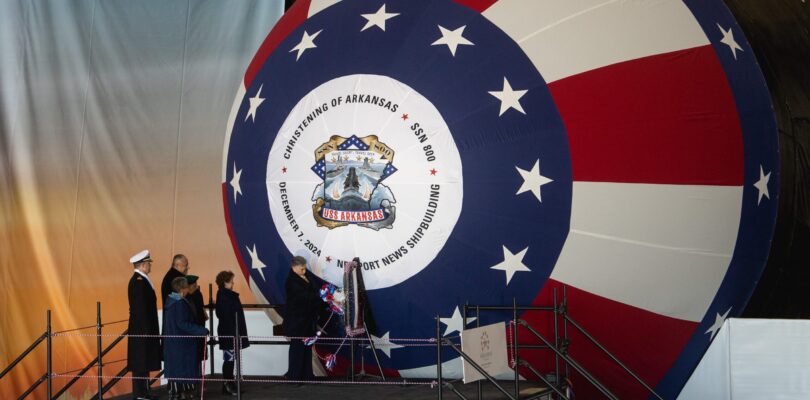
[127,250,162,400]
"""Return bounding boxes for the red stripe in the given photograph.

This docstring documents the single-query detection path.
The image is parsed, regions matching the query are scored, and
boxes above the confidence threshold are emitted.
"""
[519,280,697,399]
[244,0,312,87]
[222,184,251,283]
[453,0,498,13]
[548,45,744,185]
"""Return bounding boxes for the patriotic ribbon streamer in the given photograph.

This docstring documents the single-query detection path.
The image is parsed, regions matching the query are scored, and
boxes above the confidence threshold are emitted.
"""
[304,330,322,346]
[320,283,345,315]
[319,336,349,371]
[325,354,337,371]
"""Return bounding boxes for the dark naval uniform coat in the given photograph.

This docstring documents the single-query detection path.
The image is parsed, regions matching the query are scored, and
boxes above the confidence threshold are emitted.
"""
[127,272,162,372]
[163,293,209,383]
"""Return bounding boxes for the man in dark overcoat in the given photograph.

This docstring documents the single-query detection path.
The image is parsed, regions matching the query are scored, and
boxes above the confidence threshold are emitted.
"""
[127,250,162,400]
[161,254,189,303]
[164,277,209,399]
[283,256,325,381]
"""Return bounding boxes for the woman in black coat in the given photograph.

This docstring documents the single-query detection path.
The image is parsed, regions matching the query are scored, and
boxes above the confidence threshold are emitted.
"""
[215,271,249,395]
[283,256,325,381]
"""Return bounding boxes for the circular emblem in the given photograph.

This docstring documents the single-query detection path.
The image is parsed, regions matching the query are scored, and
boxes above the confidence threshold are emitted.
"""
[266,74,465,289]
[223,0,778,397]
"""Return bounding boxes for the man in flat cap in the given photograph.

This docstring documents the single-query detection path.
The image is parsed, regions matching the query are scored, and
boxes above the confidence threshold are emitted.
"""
[127,250,162,400]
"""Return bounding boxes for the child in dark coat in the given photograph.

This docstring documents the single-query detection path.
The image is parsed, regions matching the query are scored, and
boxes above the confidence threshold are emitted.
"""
[215,270,249,395]
[164,277,209,400]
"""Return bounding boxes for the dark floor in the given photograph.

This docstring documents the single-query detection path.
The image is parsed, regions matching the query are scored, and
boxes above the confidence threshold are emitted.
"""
[110,378,553,400]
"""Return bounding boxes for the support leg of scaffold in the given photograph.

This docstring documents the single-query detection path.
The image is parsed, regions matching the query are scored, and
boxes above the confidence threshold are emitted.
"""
[436,315,442,400]
[350,337,356,382]
[47,310,52,400]
[513,297,519,400]
[362,321,386,381]
[554,287,560,388]
[235,313,242,400]
[208,283,216,378]
[476,306,482,400]
[96,302,103,400]
[563,285,570,379]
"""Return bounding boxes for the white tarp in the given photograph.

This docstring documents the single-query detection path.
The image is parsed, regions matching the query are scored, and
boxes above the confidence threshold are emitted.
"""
[679,318,810,399]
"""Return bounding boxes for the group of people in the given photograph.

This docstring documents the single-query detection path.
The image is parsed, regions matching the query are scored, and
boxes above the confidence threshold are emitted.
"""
[126,251,373,400]
[126,251,248,400]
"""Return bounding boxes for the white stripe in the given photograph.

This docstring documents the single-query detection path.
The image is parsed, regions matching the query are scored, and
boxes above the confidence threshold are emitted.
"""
[222,83,246,180]
[483,0,710,83]
[399,358,463,379]
[551,182,742,322]
[307,0,341,18]
[249,275,283,325]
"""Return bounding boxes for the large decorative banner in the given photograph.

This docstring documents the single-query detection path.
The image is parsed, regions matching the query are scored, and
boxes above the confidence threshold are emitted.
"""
[222,0,778,398]
[0,1,284,398]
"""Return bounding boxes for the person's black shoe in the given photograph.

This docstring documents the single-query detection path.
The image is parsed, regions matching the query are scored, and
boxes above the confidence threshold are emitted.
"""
[222,382,238,396]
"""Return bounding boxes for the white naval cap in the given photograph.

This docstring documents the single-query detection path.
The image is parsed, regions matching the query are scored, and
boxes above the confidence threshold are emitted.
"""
[129,249,153,265]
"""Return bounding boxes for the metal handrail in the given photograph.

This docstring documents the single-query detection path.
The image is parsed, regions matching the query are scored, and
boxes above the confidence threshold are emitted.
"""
[2,291,283,400]
[0,332,47,380]
[204,303,283,310]
[95,365,129,398]
[519,360,569,400]
[444,340,516,400]
[51,328,129,399]
[465,291,569,399]
[467,288,664,400]
[206,283,284,378]
[16,373,47,400]
[564,314,664,400]
[519,320,618,400]
[462,305,556,312]
[435,315,518,400]
[98,368,164,398]
[147,370,165,387]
